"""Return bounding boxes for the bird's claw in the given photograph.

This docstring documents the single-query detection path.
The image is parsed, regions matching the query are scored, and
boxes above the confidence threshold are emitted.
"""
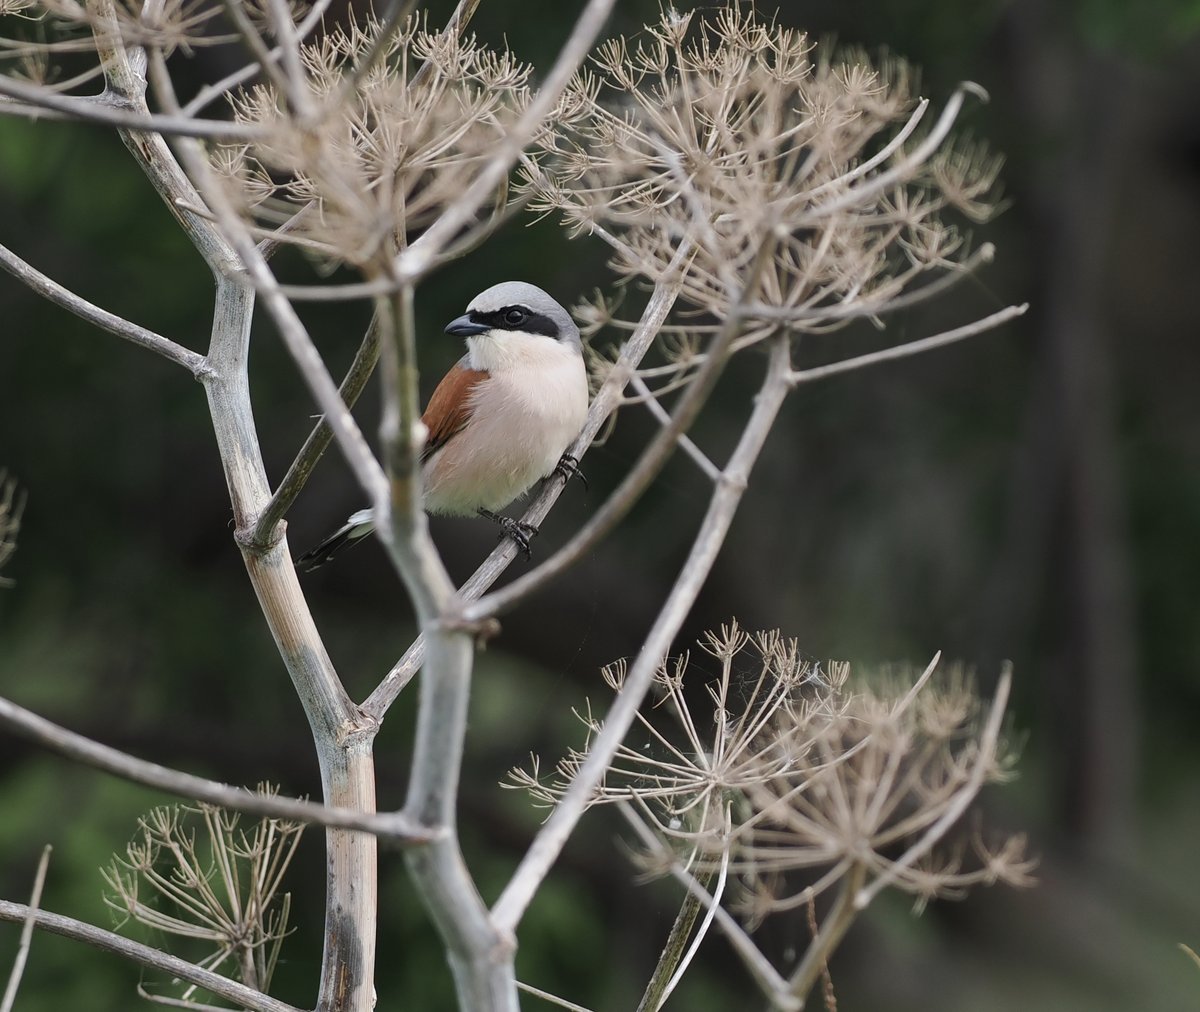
[554,453,588,491]
[479,509,539,560]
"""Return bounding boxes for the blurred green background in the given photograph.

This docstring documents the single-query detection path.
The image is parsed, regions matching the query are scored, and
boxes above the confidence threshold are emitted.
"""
[2,1,1199,1009]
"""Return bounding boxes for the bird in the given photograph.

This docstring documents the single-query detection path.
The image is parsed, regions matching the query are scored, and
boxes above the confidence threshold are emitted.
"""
[297,281,589,570]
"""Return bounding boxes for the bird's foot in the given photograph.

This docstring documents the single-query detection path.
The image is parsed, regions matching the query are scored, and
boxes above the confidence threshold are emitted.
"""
[479,509,539,559]
[554,453,588,491]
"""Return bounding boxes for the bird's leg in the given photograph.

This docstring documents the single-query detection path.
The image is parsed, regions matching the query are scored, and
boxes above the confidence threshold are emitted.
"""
[553,452,588,491]
[478,508,539,559]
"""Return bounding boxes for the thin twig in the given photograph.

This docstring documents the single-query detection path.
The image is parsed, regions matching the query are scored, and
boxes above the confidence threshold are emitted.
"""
[0,240,213,379]
[262,0,313,120]
[0,902,302,1012]
[218,0,293,102]
[0,694,430,842]
[516,981,595,1012]
[629,373,720,482]
[249,315,382,549]
[786,305,1028,387]
[785,865,866,1006]
[136,981,246,1011]
[0,78,262,139]
[0,845,51,1012]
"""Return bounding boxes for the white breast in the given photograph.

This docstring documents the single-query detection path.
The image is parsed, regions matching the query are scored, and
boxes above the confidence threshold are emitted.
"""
[421,332,588,516]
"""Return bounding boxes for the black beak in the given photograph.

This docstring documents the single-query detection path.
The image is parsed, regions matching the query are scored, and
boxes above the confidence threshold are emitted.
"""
[444,314,490,337]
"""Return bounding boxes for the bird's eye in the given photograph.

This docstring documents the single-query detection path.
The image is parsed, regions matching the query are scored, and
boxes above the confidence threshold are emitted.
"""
[503,307,527,327]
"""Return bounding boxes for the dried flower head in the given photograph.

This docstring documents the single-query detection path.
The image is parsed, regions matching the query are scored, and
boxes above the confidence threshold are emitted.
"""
[526,5,1001,331]
[102,786,304,1001]
[510,623,1032,930]
[215,12,533,268]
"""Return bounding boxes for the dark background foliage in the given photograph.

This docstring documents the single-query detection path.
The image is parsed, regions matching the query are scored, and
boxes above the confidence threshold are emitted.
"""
[1,1,1198,1009]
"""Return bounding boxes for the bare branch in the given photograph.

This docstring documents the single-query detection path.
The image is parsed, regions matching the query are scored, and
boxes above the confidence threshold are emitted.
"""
[0,79,263,140]
[218,0,295,103]
[628,373,721,482]
[787,304,1028,387]
[0,694,431,842]
[0,240,213,379]
[261,0,313,121]
[516,981,595,1012]
[0,845,50,1012]
[0,901,303,1012]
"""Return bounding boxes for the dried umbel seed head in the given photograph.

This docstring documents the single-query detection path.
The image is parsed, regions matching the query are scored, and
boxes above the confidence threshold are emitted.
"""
[510,625,1031,929]
[214,12,533,268]
[526,5,1002,331]
[102,786,304,999]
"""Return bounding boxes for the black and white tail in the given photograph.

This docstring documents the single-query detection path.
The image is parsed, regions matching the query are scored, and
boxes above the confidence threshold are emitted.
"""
[296,508,376,571]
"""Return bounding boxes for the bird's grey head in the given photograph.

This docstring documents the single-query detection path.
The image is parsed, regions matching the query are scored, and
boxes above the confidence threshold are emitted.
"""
[444,281,581,347]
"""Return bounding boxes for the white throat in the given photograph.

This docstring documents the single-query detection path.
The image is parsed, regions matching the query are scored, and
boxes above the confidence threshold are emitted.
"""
[466,330,577,373]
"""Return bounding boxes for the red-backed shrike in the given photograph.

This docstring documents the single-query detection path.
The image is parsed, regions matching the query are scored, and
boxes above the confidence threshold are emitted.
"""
[298,281,589,569]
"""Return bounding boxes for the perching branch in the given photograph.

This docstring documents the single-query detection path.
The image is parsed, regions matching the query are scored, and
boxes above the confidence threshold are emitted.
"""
[462,238,777,628]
